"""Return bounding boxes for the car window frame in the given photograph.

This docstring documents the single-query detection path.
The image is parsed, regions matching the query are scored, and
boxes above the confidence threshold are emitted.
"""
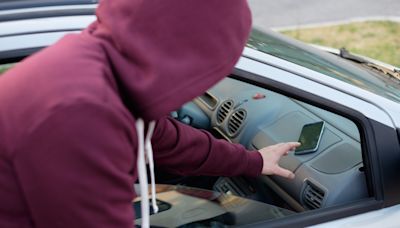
[230,66,395,227]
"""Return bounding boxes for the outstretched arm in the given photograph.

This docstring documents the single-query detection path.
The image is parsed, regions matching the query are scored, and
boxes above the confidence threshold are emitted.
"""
[152,117,298,179]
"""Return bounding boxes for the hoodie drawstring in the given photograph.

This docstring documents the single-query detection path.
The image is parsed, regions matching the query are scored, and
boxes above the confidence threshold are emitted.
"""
[145,121,158,214]
[136,118,158,228]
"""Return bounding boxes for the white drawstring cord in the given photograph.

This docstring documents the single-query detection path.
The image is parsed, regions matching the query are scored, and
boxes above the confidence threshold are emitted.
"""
[145,121,159,213]
[136,118,158,228]
[136,119,149,228]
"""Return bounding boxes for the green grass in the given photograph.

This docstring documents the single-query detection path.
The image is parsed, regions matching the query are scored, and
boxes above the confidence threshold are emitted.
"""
[0,63,14,75]
[281,21,400,67]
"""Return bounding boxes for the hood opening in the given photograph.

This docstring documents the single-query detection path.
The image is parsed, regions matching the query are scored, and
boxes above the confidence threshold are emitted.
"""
[92,0,252,121]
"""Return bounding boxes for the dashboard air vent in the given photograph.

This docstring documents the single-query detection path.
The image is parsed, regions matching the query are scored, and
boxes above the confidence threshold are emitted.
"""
[303,182,325,209]
[228,109,246,135]
[217,100,233,124]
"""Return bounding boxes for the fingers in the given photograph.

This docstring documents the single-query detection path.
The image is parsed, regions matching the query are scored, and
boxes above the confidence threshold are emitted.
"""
[275,166,295,179]
[285,142,301,150]
[275,143,298,178]
[259,142,300,179]
[276,142,301,155]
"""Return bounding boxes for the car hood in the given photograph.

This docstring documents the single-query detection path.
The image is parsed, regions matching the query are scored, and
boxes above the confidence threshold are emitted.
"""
[90,0,251,121]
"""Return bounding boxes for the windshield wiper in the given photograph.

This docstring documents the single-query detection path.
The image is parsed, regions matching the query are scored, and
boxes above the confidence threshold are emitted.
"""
[339,48,400,81]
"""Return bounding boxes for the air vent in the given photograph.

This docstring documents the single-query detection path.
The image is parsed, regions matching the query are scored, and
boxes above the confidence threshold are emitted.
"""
[303,182,325,209]
[228,109,246,135]
[217,100,234,124]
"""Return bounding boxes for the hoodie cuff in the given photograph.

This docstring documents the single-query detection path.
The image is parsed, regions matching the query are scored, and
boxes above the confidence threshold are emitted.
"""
[243,151,263,177]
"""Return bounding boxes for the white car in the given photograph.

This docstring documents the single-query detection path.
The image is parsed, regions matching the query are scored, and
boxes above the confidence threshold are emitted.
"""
[1,1,400,227]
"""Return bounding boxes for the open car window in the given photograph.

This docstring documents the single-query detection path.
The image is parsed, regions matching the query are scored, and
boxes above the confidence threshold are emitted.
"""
[165,75,372,226]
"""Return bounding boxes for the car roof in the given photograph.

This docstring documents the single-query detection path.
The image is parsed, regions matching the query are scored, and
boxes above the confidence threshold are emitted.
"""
[0,0,98,10]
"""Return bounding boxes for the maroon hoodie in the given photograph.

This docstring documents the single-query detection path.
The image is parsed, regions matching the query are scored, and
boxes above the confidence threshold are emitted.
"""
[0,0,262,227]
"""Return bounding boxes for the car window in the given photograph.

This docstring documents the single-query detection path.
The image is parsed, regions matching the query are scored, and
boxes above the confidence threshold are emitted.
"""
[247,29,400,103]
[171,76,372,226]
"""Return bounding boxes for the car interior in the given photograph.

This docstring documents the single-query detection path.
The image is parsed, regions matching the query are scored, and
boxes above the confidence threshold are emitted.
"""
[159,75,369,215]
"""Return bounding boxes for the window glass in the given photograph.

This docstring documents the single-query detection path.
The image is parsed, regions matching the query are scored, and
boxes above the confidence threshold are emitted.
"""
[247,29,400,103]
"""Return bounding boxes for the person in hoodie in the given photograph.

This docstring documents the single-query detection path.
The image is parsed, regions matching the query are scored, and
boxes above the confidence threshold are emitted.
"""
[0,0,300,227]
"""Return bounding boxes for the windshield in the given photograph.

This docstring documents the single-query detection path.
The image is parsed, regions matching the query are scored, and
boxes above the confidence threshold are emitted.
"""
[247,29,400,103]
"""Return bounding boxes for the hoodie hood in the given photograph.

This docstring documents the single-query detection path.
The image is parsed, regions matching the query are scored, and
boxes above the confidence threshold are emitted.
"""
[92,0,251,121]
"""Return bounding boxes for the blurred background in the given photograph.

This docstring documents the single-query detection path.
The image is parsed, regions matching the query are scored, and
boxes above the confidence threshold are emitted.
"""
[248,0,400,67]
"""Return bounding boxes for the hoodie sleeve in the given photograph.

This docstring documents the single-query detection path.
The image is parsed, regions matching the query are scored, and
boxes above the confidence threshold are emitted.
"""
[13,101,136,228]
[152,117,263,177]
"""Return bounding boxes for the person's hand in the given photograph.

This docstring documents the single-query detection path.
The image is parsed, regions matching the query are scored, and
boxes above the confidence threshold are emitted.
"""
[258,142,301,179]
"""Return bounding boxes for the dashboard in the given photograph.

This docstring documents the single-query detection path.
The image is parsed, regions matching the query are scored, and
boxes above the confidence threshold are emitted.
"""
[177,77,369,211]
